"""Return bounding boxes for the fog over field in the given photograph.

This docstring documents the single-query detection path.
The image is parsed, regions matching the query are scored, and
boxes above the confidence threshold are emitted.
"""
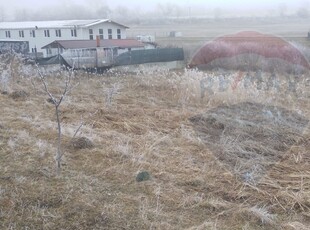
[1,0,309,21]
[1,0,310,230]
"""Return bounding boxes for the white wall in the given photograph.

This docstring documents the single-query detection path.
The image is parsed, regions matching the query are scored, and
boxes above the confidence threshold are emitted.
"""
[1,27,84,56]
[0,21,127,57]
[80,23,126,40]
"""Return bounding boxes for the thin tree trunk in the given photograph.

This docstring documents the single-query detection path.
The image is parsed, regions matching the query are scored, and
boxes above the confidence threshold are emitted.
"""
[55,105,62,172]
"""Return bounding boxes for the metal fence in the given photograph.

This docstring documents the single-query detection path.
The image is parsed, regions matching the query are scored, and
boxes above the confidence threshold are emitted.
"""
[114,48,184,66]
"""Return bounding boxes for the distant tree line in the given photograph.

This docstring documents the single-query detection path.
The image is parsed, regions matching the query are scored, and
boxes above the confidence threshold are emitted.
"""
[0,2,309,23]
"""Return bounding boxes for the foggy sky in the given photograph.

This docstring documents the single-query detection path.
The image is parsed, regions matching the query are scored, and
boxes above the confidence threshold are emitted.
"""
[3,0,303,10]
[1,0,309,20]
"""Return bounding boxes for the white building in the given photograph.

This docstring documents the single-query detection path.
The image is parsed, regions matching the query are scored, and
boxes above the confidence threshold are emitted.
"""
[0,19,128,57]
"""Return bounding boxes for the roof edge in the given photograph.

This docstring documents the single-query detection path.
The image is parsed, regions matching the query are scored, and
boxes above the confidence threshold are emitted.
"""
[82,19,129,29]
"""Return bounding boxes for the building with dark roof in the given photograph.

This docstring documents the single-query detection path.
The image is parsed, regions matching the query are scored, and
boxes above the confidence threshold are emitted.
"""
[41,38,146,57]
[40,38,154,69]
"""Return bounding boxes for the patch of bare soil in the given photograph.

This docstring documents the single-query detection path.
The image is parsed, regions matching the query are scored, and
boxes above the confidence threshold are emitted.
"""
[190,102,309,184]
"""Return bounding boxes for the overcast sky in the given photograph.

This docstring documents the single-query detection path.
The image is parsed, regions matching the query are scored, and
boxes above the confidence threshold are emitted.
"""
[1,0,309,20]
[3,0,303,9]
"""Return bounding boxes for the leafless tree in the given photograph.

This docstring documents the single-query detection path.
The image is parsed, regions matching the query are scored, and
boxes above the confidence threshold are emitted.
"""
[37,66,77,173]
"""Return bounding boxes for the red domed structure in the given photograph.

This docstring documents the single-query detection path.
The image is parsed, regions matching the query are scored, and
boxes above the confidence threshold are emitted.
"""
[188,31,310,73]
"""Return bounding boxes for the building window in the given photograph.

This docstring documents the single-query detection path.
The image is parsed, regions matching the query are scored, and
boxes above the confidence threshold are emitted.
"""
[5,31,11,38]
[89,29,93,40]
[47,48,52,55]
[32,47,37,53]
[19,30,24,38]
[44,29,50,37]
[71,29,77,37]
[30,30,36,37]
[55,29,61,37]
[99,29,104,39]
[117,29,121,39]
[108,29,112,39]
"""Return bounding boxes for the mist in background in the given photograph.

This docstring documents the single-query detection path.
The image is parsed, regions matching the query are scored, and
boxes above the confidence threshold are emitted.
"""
[0,0,309,23]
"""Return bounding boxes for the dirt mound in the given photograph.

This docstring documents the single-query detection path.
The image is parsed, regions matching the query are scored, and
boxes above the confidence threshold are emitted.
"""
[189,102,309,184]
[71,137,94,150]
[9,90,29,100]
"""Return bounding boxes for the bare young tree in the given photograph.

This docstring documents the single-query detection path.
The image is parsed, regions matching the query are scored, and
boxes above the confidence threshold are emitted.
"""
[105,83,121,107]
[37,66,76,172]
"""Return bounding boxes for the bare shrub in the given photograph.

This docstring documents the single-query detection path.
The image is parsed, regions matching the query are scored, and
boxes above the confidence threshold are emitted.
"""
[104,83,121,107]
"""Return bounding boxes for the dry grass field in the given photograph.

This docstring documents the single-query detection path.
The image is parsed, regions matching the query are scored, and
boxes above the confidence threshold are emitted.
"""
[0,50,309,230]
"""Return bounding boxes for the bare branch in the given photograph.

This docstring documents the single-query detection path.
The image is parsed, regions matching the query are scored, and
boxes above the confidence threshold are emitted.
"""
[57,78,79,107]
[36,65,57,104]
[73,120,84,138]
[72,109,99,138]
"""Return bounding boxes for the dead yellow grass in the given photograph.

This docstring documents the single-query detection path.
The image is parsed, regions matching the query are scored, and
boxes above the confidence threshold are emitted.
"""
[0,62,309,229]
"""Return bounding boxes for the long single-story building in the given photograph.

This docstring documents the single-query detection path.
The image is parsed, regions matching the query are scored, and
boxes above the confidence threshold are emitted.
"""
[41,38,153,69]
[41,38,147,57]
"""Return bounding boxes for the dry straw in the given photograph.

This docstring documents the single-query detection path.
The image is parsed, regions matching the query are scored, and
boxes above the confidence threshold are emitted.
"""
[0,54,309,229]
